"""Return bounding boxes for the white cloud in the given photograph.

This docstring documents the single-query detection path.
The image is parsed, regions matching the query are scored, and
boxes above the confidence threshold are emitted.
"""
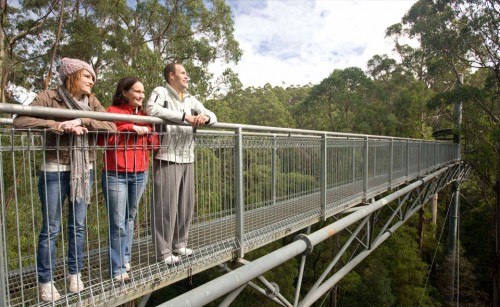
[7,83,36,105]
[212,0,418,88]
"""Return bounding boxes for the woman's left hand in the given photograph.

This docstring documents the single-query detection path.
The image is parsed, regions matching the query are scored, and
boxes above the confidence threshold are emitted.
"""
[59,119,82,130]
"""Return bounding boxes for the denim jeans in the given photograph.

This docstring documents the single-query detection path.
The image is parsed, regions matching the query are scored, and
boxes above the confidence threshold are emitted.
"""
[102,171,148,277]
[37,171,92,283]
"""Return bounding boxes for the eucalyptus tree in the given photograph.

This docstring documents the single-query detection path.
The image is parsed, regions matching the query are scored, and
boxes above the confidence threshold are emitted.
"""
[0,0,61,101]
[368,55,435,139]
[295,67,376,133]
[366,54,434,138]
[1,0,242,104]
[387,0,500,303]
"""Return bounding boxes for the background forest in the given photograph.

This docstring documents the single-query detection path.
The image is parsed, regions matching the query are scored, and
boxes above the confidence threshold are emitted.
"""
[1,0,499,306]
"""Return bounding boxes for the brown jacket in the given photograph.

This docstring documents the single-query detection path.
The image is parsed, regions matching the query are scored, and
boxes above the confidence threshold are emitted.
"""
[13,89,116,165]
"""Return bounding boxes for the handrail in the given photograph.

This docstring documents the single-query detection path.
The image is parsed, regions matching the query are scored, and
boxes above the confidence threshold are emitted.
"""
[0,103,452,142]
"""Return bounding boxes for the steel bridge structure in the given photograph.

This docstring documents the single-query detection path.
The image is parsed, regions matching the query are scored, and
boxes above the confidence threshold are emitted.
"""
[0,104,469,306]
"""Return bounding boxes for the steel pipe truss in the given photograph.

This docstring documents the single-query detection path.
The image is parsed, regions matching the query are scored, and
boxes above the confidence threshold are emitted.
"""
[161,162,469,307]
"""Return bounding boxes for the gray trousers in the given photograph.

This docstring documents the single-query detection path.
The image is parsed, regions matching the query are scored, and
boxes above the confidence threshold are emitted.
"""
[151,159,194,259]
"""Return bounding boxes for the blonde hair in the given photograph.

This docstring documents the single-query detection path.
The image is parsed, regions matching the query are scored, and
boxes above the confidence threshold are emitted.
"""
[64,69,92,97]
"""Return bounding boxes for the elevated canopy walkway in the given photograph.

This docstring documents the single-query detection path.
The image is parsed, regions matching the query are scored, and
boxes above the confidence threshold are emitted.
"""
[0,104,467,306]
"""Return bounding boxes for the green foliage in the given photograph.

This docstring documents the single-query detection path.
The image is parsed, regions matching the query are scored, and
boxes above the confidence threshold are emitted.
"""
[393,82,435,138]
[342,261,396,307]
[3,0,498,305]
[195,147,226,216]
[211,84,299,127]
[459,180,495,292]
[338,223,437,306]
[2,0,242,102]
[296,67,376,133]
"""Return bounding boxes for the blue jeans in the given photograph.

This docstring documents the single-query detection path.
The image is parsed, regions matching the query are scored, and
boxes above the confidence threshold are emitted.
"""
[102,171,148,277]
[37,171,92,283]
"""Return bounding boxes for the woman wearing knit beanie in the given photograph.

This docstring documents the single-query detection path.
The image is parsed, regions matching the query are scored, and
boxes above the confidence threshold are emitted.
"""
[13,58,116,302]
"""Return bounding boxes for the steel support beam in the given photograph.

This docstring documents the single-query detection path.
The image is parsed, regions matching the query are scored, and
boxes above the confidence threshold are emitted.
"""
[160,165,461,307]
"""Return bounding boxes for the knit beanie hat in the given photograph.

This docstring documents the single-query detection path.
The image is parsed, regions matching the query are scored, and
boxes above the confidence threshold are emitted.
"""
[59,58,96,82]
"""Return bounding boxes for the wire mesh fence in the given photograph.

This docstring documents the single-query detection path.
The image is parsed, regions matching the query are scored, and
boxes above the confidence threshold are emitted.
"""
[0,123,459,306]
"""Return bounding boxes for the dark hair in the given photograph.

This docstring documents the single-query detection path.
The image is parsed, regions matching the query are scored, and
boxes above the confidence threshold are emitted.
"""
[163,63,179,84]
[112,76,141,106]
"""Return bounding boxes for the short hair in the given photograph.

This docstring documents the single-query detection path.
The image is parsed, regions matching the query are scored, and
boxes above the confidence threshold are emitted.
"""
[112,76,141,106]
[64,69,87,97]
[163,63,179,84]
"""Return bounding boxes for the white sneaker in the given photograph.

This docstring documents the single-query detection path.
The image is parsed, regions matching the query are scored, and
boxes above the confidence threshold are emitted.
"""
[114,272,130,282]
[173,247,193,256]
[39,281,61,302]
[163,255,179,265]
[125,262,131,272]
[67,272,85,293]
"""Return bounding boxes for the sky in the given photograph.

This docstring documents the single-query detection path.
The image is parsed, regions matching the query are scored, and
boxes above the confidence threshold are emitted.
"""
[211,0,418,88]
[11,0,418,104]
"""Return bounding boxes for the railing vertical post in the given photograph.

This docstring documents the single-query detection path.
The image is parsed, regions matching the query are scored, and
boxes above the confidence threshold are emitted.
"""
[0,137,7,307]
[418,140,422,176]
[406,139,410,180]
[272,135,277,206]
[449,73,463,305]
[363,137,369,202]
[428,141,431,170]
[320,134,327,221]
[234,127,245,258]
[389,139,394,189]
[352,139,356,184]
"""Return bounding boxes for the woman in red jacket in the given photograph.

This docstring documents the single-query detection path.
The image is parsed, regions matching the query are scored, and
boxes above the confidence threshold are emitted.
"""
[101,77,156,282]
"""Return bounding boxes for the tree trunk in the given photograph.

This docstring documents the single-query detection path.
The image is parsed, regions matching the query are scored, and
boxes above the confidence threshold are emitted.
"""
[44,0,65,90]
[329,285,337,307]
[418,204,426,257]
[494,164,500,306]
[0,0,6,103]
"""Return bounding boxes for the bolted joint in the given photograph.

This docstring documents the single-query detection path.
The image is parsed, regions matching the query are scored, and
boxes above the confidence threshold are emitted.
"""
[265,282,280,299]
[294,233,313,255]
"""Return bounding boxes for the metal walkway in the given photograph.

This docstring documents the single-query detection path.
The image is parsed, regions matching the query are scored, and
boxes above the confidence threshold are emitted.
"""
[0,104,465,306]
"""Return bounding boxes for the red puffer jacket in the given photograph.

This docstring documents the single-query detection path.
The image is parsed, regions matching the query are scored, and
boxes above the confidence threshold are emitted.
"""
[100,104,158,172]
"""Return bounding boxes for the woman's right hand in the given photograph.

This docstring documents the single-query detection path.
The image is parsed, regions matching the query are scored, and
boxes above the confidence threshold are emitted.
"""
[67,126,88,135]
[132,125,149,135]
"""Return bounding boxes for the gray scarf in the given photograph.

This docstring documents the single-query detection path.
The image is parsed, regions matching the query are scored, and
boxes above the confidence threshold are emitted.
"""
[57,86,91,204]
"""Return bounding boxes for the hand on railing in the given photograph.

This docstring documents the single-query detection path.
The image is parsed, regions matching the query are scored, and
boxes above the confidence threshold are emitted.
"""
[58,119,88,135]
[185,114,209,127]
[60,125,88,135]
[132,125,149,135]
[58,118,82,129]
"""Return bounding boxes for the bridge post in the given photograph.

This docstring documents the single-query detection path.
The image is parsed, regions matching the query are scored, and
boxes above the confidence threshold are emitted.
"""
[428,141,431,171]
[448,73,463,304]
[0,151,6,307]
[406,139,410,181]
[272,135,277,206]
[363,136,369,202]
[418,140,422,176]
[389,138,394,189]
[321,134,327,221]
[352,138,356,184]
[235,127,245,258]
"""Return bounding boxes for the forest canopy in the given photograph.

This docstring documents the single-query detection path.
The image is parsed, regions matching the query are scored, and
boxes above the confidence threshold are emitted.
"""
[1,0,499,306]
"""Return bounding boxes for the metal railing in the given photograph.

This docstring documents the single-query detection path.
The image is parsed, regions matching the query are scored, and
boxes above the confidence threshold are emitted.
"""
[0,104,459,306]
